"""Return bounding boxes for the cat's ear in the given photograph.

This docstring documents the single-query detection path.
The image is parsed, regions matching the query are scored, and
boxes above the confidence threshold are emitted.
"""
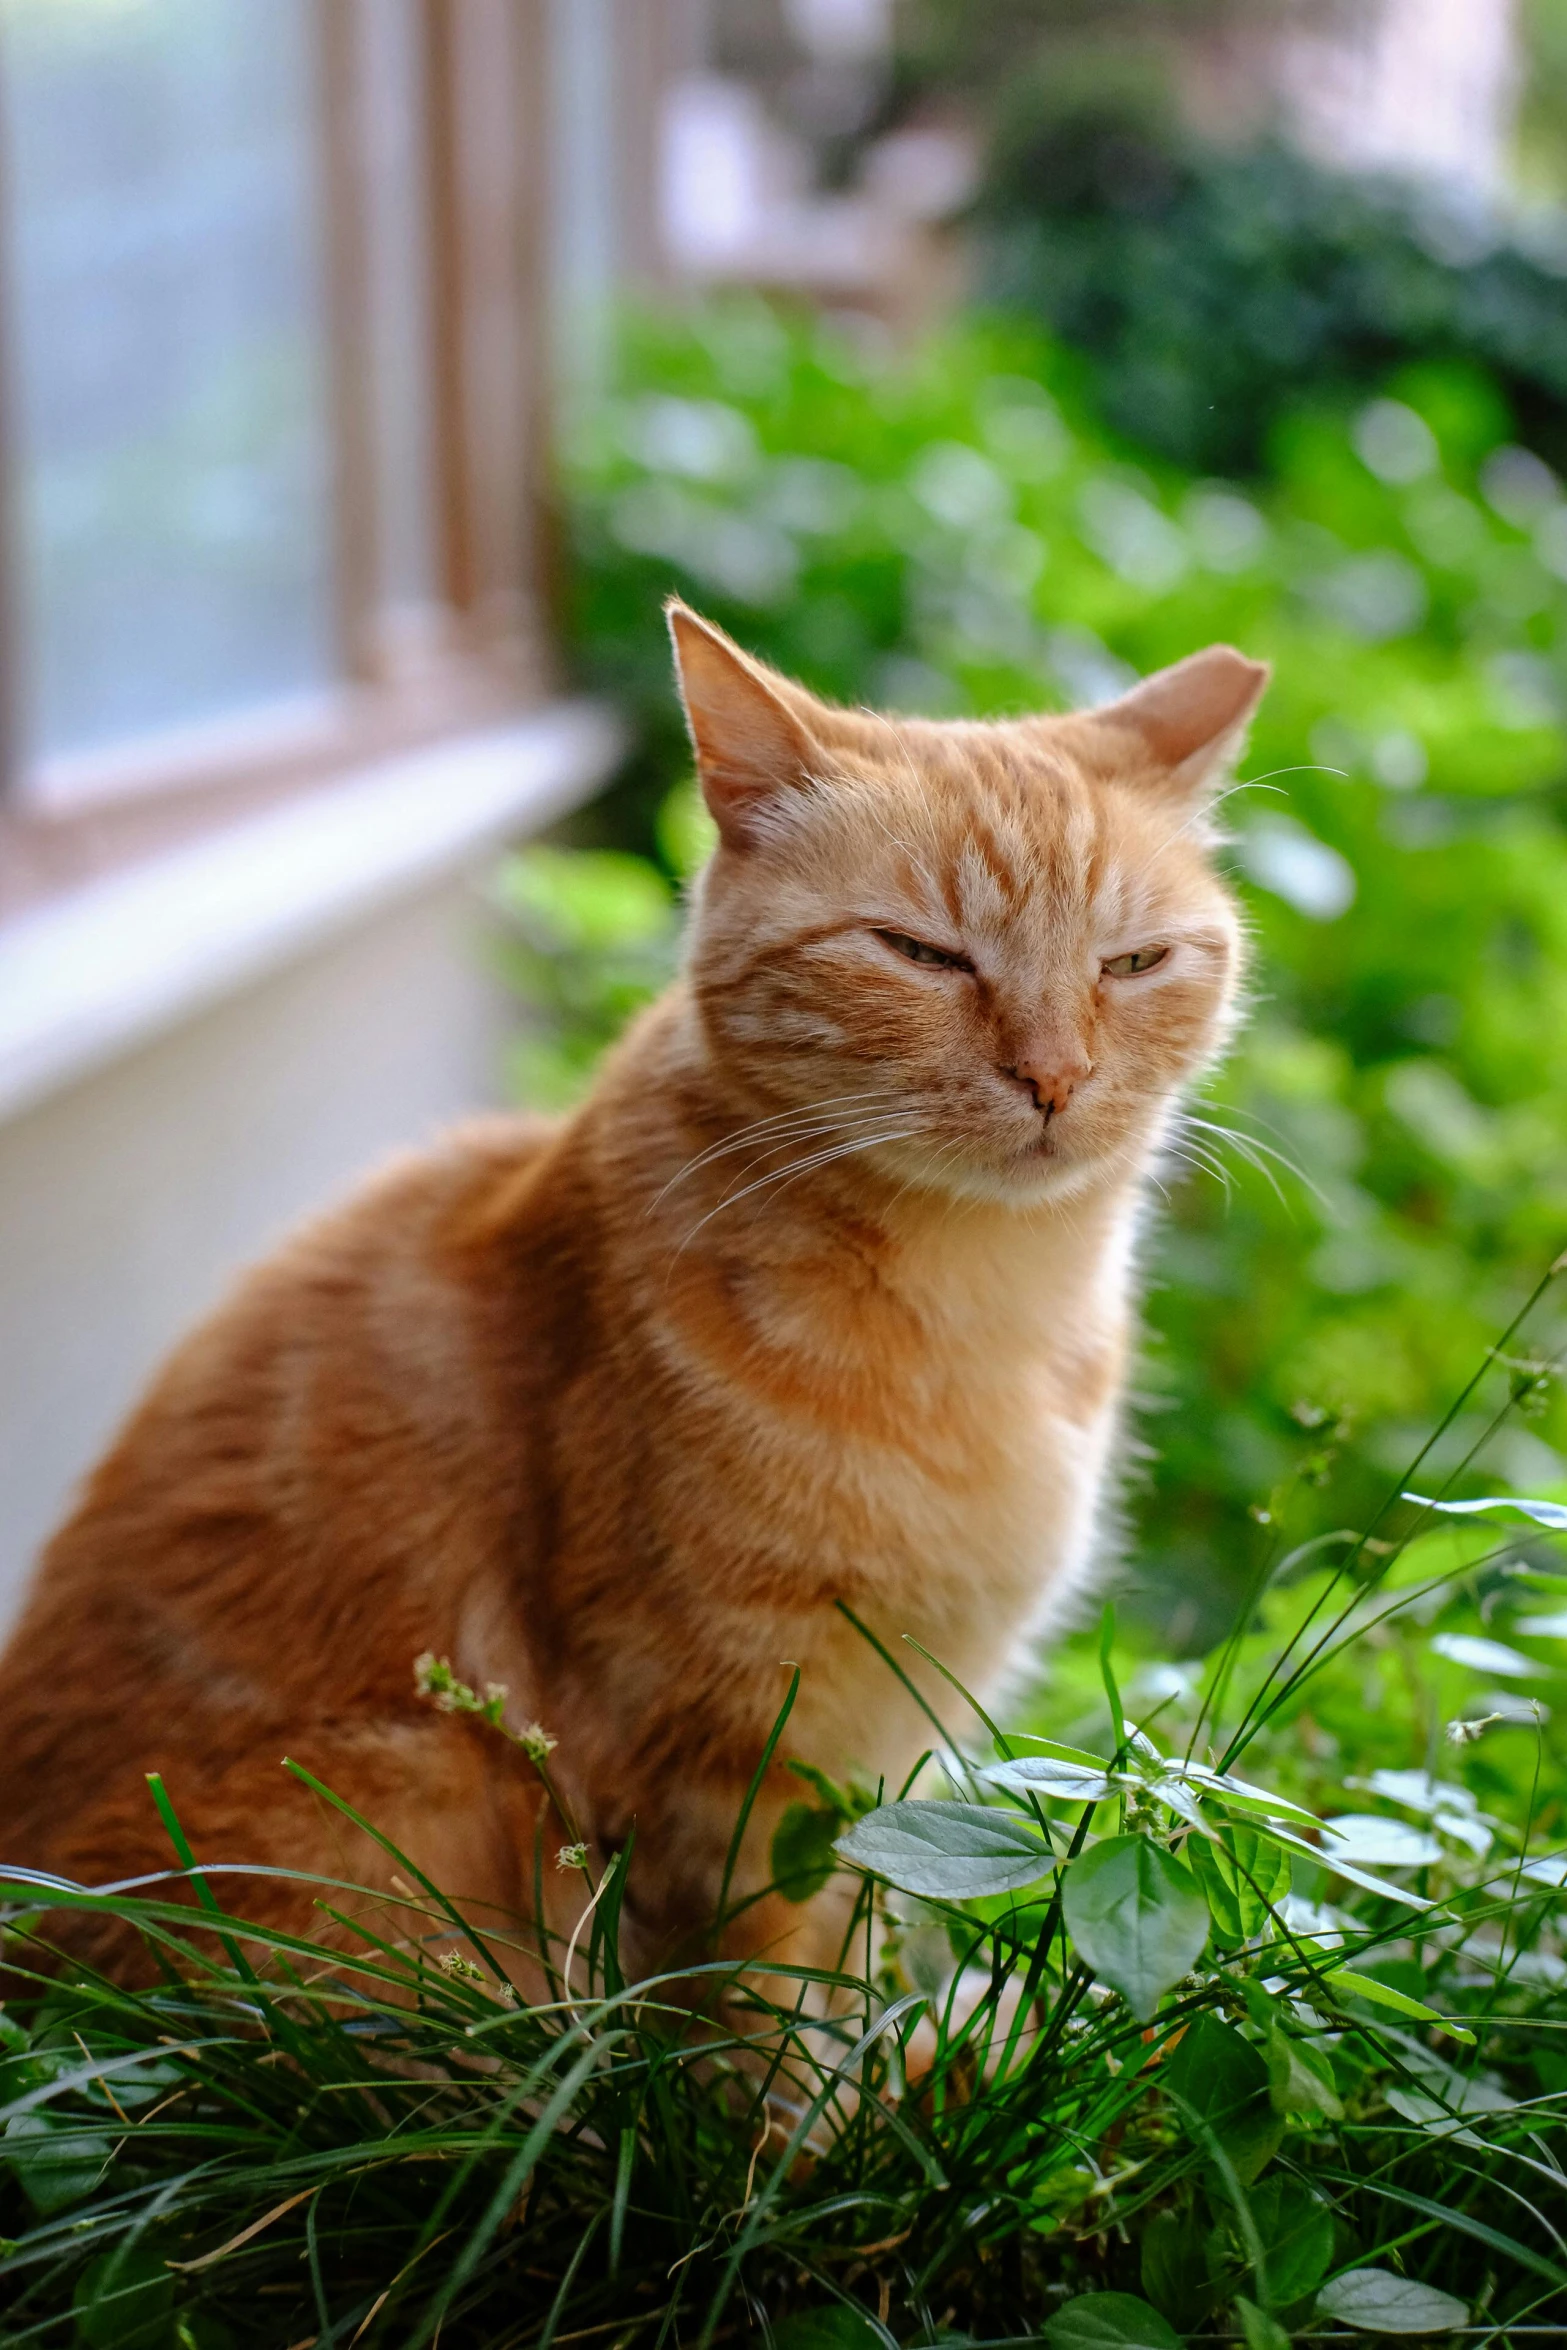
[667,600,821,848]
[1091,645,1270,807]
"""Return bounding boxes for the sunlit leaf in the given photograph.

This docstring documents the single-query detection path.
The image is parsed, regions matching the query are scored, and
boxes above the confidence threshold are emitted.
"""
[834,1800,1052,1901]
[979,1754,1117,1801]
[1320,1968,1476,2042]
[1316,2269,1468,2334]
[1165,1759,1320,1821]
[1404,1491,1567,1532]
[1064,1836,1210,2020]
[1430,1633,1548,1679]
[1320,1814,1443,1867]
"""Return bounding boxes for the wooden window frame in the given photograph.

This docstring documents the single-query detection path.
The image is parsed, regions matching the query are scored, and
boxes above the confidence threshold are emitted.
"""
[0,0,557,919]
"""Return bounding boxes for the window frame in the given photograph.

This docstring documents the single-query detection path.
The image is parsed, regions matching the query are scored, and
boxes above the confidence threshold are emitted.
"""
[0,0,555,914]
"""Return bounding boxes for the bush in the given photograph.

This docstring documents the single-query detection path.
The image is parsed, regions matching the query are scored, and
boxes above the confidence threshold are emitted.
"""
[972,69,1567,479]
[551,299,1567,1642]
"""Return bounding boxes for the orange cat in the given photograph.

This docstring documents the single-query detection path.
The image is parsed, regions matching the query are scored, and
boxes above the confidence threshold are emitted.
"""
[0,605,1265,1988]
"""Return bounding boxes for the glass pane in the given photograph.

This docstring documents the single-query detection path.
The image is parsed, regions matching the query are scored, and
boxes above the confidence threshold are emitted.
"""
[0,0,336,766]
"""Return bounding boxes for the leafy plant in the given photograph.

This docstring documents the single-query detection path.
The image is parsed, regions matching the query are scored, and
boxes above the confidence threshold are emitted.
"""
[4,1301,1567,2343]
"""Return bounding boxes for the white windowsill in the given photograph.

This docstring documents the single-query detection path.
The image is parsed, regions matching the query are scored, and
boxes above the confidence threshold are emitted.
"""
[0,700,623,1126]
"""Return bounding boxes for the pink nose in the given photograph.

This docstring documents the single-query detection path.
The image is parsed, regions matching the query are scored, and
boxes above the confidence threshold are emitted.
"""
[1006,1045,1093,1122]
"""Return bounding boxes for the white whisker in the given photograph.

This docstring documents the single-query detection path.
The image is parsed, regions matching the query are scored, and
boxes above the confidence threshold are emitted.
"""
[649,1091,900,1208]
[671,1126,917,1259]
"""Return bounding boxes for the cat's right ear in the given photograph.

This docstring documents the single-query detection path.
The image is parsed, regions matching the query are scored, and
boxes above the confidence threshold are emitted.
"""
[667,601,820,849]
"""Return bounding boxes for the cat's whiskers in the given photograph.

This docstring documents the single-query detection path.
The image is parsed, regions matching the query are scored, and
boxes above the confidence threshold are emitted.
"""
[719,1110,924,1190]
[671,1124,919,1259]
[650,1091,901,1208]
[1178,1111,1323,1207]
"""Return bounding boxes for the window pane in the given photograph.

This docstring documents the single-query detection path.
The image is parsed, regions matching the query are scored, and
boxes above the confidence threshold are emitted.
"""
[1,0,336,765]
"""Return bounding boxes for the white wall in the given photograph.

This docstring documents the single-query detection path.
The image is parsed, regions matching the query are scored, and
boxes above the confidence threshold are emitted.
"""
[0,875,510,1627]
[0,708,619,1633]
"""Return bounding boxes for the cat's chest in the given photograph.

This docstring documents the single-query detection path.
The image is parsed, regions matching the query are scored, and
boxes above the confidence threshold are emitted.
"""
[650,1229,1129,1611]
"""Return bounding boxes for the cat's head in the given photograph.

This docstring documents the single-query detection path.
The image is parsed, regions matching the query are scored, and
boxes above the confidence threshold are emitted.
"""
[669,602,1265,1206]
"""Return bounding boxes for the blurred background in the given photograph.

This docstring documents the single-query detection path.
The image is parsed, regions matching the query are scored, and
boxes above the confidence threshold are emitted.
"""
[0,0,1564,1653]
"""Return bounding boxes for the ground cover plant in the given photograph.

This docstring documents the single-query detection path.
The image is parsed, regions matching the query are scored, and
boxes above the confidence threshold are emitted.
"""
[543,296,1567,1642]
[3,1273,1567,2347]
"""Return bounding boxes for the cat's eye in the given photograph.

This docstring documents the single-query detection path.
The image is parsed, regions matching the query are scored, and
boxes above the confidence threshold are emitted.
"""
[876,928,973,973]
[1102,946,1169,978]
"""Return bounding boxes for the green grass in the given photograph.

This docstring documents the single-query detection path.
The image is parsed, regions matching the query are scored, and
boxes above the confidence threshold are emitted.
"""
[3,1281,1567,2348]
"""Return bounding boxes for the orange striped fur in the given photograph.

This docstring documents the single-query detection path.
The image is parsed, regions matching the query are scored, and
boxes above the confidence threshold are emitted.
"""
[0,606,1266,1987]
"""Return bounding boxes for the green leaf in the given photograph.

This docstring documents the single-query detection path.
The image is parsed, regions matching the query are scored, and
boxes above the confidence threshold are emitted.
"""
[979,1754,1118,1801]
[1267,2021,1344,2119]
[1163,2016,1281,2184]
[771,1802,843,1902]
[770,2310,883,2350]
[1316,2269,1469,2334]
[834,1801,1053,1901]
[73,2240,174,2350]
[1064,1836,1210,2020]
[1188,1827,1291,1943]
[1321,1968,1476,2043]
[1164,2013,1269,2123]
[1247,2178,1336,2304]
[1140,2209,1215,2332]
[1044,2291,1182,2349]
[1235,2301,1289,2350]
[4,2113,113,2215]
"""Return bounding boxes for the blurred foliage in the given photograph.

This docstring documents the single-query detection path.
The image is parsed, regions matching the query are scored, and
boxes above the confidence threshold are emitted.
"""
[970,64,1567,479]
[541,296,1567,1646]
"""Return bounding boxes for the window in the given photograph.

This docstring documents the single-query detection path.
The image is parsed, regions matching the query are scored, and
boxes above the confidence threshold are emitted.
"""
[0,0,551,834]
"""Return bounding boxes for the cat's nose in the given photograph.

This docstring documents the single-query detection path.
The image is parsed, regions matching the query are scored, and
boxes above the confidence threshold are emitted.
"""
[1005,1043,1094,1123]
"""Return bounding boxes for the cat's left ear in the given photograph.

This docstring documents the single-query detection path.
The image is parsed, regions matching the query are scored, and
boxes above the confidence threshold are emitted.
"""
[1090,645,1270,807]
[667,600,822,849]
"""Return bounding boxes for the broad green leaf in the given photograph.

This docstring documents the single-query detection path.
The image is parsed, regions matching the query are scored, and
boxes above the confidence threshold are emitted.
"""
[1316,2269,1468,2334]
[834,1800,1052,1901]
[1247,2176,1336,2303]
[1404,1491,1567,1532]
[1140,2209,1215,2331]
[770,2311,883,2350]
[3,2112,113,2215]
[1064,1836,1210,2019]
[1267,2021,1343,2120]
[1188,1826,1290,1942]
[1043,2291,1181,2349]
[73,2240,174,2350]
[1322,1968,1477,2043]
[1163,2015,1281,2184]
[772,1802,842,1902]
[1235,2301,1289,2350]
[1163,2012,1269,2123]
[979,1754,1117,1801]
